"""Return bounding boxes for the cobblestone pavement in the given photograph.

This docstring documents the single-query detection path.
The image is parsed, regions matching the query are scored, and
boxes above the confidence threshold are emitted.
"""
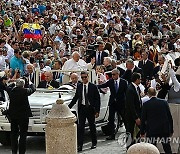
[0,127,126,154]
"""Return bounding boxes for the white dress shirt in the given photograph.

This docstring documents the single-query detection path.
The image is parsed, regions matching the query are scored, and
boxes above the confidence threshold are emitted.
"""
[5,44,14,62]
[0,55,6,71]
[82,83,89,105]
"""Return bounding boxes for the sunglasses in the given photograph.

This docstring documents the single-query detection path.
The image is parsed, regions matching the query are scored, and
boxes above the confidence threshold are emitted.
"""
[81,76,88,79]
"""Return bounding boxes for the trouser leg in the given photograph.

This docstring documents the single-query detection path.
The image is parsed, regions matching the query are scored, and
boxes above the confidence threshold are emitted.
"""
[117,107,126,127]
[77,106,86,146]
[10,119,19,154]
[126,120,135,140]
[162,137,172,154]
[18,118,29,154]
[86,106,97,145]
[108,104,116,135]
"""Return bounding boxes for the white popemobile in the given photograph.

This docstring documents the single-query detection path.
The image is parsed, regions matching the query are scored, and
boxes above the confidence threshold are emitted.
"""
[0,84,121,145]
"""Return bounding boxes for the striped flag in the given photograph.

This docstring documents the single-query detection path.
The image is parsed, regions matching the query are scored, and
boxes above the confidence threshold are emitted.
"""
[22,23,42,39]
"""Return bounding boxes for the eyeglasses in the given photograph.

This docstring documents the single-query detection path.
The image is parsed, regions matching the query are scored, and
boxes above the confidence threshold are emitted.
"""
[81,76,88,79]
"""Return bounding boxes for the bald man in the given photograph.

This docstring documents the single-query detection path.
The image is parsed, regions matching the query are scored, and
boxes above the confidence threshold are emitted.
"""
[141,87,173,154]
[62,51,95,84]
[66,73,81,88]
[38,71,59,88]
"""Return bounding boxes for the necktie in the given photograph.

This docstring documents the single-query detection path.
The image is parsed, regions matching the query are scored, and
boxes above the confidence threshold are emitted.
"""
[137,86,142,108]
[115,80,118,93]
[97,52,101,65]
[84,85,89,106]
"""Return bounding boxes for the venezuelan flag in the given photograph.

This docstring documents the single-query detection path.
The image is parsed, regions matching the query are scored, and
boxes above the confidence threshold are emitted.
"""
[22,23,42,39]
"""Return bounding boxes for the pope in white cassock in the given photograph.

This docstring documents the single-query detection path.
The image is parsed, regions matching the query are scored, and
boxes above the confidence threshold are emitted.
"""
[62,51,95,84]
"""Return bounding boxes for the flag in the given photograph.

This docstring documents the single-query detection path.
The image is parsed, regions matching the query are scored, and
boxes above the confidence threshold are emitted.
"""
[22,23,42,39]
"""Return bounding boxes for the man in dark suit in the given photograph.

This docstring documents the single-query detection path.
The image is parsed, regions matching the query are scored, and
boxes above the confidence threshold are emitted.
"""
[68,71,100,152]
[92,41,108,65]
[138,51,154,84]
[140,87,173,154]
[38,71,59,88]
[125,73,142,141]
[122,59,143,83]
[26,64,36,84]
[9,79,36,154]
[98,69,128,140]
[52,60,62,80]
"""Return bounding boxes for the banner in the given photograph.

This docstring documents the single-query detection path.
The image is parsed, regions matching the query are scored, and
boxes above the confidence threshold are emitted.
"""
[22,23,42,39]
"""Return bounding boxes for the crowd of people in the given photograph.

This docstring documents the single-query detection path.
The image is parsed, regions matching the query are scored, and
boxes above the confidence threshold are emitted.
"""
[0,0,180,153]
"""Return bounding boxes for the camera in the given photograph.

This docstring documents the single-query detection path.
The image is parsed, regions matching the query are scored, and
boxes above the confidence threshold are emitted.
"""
[85,44,99,63]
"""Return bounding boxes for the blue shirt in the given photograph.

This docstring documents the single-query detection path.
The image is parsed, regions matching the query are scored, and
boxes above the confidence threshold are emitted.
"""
[10,56,24,76]
[32,8,40,14]
[38,5,46,14]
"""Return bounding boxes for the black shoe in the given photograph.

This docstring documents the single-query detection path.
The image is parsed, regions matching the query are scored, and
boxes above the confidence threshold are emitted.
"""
[91,144,97,149]
[106,135,115,140]
[78,146,82,152]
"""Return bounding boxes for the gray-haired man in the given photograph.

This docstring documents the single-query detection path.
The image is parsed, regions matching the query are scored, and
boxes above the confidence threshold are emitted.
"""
[8,79,36,154]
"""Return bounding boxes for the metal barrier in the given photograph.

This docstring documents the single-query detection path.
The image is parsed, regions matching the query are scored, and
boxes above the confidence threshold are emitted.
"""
[34,68,95,88]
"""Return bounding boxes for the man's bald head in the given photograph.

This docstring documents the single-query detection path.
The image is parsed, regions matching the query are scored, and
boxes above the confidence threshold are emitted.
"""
[148,87,157,97]
[70,73,78,84]
[44,71,53,82]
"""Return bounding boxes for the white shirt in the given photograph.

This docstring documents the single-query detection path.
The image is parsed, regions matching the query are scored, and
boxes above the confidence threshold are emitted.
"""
[143,59,148,65]
[13,0,21,6]
[0,55,6,71]
[5,44,14,62]
[62,58,92,76]
[141,95,150,104]
[82,82,89,105]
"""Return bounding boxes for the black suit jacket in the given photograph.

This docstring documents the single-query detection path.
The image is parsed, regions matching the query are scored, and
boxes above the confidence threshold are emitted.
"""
[69,82,100,113]
[38,80,60,88]
[92,51,108,65]
[98,78,128,109]
[138,60,154,80]
[141,97,173,136]
[117,67,125,77]
[122,66,143,83]
[9,84,36,119]
[53,71,61,80]
[153,65,160,78]
[125,83,142,121]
